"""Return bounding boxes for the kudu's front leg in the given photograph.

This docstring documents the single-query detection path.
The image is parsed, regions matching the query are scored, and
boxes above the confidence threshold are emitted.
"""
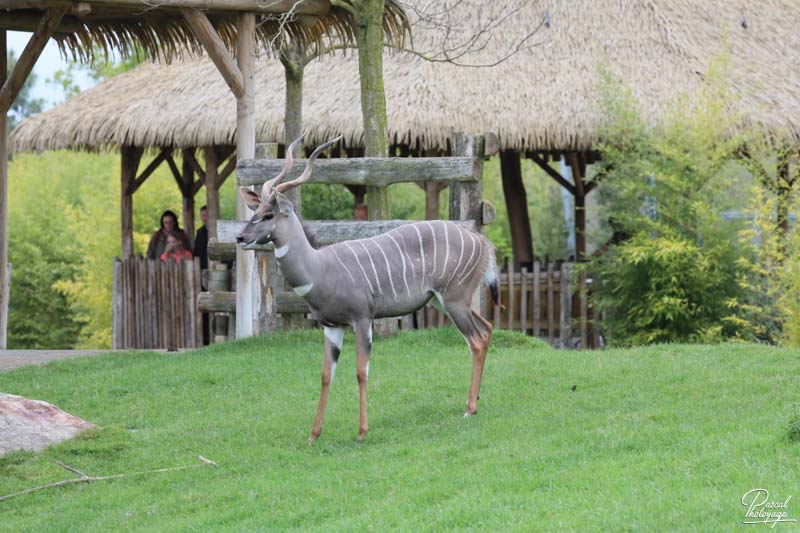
[353,320,373,441]
[309,327,344,443]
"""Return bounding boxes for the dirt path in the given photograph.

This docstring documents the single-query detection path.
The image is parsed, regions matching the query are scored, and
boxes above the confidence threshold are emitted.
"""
[0,350,109,372]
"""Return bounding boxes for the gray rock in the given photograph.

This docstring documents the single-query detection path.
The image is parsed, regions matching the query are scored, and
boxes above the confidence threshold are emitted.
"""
[0,393,95,457]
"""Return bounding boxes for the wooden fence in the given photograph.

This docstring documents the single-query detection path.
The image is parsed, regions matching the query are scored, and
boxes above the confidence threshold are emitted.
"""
[413,260,601,349]
[112,257,202,350]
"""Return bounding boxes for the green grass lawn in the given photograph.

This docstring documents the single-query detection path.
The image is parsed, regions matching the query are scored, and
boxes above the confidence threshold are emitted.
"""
[0,328,798,531]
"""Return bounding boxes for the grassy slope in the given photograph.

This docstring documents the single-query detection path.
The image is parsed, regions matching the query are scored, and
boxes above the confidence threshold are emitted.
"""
[0,329,798,531]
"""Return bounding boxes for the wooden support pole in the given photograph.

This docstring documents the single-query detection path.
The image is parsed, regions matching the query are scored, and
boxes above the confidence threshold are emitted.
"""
[280,43,304,212]
[0,29,7,349]
[0,0,331,14]
[0,7,66,111]
[120,145,143,260]
[181,8,245,98]
[565,152,587,261]
[204,147,220,242]
[500,149,534,270]
[235,12,256,339]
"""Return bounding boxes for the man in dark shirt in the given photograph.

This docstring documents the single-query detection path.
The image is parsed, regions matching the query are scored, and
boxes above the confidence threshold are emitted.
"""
[195,206,210,345]
[194,205,209,270]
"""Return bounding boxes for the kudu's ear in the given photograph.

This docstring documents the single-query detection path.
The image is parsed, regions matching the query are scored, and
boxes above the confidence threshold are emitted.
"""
[240,187,262,211]
[276,193,293,217]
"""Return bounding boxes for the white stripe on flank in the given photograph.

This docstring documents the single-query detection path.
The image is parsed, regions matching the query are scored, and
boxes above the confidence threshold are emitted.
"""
[445,226,465,291]
[387,233,410,295]
[399,232,417,284]
[274,243,289,258]
[357,240,382,294]
[413,224,426,290]
[293,283,313,296]
[426,221,437,283]
[442,222,450,281]
[458,235,484,284]
[372,238,398,298]
[457,232,478,284]
[332,248,356,285]
[344,242,374,293]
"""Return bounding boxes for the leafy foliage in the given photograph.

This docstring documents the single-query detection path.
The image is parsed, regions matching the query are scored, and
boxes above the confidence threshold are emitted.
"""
[586,56,756,345]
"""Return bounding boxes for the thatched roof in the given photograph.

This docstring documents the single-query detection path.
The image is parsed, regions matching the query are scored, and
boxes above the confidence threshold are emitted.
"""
[11,0,800,153]
[2,1,408,63]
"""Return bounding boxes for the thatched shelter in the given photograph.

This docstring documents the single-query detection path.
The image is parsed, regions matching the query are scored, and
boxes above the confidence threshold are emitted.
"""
[10,0,800,271]
[0,0,410,347]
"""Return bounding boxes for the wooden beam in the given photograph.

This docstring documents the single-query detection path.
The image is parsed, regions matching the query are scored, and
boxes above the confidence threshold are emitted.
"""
[0,0,330,14]
[216,152,237,188]
[0,30,7,349]
[192,178,204,196]
[165,153,182,184]
[237,156,478,187]
[0,7,66,112]
[216,218,479,248]
[181,7,245,98]
[182,147,205,179]
[131,147,171,194]
[528,152,576,196]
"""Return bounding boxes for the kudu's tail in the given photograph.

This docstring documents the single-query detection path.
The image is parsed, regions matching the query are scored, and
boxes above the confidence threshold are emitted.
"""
[483,249,504,309]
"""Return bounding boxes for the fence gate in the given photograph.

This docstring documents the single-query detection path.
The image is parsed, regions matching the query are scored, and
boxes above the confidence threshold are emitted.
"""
[112,257,202,349]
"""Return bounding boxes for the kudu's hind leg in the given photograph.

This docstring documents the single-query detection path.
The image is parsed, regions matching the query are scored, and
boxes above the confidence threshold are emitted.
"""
[309,327,344,443]
[353,320,373,441]
[447,304,493,416]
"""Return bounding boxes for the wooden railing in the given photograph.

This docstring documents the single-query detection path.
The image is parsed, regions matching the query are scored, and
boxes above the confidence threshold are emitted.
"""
[413,260,601,349]
[112,257,202,350]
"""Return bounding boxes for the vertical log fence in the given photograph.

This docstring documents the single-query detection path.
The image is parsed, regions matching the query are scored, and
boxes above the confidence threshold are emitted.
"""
[112,257,202,349]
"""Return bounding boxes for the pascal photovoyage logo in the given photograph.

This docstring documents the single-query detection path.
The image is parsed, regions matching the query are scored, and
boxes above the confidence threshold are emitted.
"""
[741,489,797,527]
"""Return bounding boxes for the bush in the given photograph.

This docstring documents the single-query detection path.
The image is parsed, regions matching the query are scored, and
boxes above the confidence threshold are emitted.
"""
[587,55,757,345]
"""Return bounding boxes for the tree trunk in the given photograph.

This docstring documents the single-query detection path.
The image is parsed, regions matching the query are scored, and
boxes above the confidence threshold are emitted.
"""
[500,149,534,269]
[566,152,587,261]
[354,0,390,220]
[281,45,304,212]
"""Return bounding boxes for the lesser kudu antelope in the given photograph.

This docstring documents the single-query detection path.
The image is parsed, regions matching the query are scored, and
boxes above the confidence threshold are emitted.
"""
[236,137,500,442]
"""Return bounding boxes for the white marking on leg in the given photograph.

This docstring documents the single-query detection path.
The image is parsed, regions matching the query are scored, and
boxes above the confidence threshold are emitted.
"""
[387,233,411,295]
[367,325,373,344]
[330,361,337,384]
[413,224,426,290]
[344,242,375,293]
[324,326,345,349]
[372,238,398,298]
[293,283,313,296]
[357,241,382,294]
[365,361,369,378]
[274,243,290,258]
[332,248,357,285]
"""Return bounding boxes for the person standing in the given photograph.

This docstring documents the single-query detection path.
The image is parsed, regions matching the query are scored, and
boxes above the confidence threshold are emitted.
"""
[146,210,191,260]
[194,205,209,270]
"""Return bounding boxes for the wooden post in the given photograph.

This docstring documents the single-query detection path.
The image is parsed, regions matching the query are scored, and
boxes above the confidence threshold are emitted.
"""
[559,262,572,348]
[451,132,485,313]
[532,260,541,337]
[500,149,534,270]
[507,259,515,330]
[520,266,528,334]
[0,30,6,350]
[120,146,143,260]
[566,152,587,261]
[0,12,66,347]
[280,43,304,212]
[546,262,554,344]
[235,12,256,339]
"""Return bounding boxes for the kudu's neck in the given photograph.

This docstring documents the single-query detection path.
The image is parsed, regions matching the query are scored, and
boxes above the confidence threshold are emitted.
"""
[272,211,319,288]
